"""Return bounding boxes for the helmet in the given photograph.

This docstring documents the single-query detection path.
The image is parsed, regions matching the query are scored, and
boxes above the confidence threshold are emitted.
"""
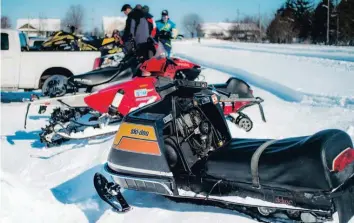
[161,10,168,16]
[143,5,150,13]
[121,4,132,12]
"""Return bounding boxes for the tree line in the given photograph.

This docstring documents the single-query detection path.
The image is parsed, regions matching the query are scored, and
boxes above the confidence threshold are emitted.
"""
[267,0,354,45]
[1,5,94,35]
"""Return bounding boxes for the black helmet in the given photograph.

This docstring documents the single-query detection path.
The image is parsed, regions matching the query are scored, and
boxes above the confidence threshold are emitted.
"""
[161,10,168,16]
[121,4,132,11]
[143,5,149,13]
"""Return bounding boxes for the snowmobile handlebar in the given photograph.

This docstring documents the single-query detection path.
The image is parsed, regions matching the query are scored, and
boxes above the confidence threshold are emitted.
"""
[208,86,231,97]
[156,79,208,92]
[155,79,231,98]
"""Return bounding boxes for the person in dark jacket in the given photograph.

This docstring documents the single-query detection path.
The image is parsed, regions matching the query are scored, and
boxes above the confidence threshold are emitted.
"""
[121,4,155,59]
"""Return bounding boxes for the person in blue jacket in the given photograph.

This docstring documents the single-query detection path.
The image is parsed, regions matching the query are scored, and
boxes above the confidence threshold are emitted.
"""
[155,10,178,57]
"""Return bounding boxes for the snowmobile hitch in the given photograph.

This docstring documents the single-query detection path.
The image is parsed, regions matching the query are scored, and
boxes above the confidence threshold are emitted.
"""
[93,173,131,213]
[256,97,266,122]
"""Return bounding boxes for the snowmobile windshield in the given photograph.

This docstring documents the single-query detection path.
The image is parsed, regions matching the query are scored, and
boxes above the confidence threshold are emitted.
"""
[153,41,168,59]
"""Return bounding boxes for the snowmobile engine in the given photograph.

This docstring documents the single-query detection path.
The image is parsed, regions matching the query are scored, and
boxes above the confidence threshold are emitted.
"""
[176,106,213,158]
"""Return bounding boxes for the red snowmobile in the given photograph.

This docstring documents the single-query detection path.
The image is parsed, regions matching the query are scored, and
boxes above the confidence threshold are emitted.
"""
[93,78,354,223]
[29,42,265,147]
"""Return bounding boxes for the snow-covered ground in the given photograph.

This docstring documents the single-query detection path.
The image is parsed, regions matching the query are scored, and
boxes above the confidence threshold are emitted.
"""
[1,40,354,223]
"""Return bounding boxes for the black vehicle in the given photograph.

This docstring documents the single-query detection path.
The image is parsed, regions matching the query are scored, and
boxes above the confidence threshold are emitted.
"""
[94,79,354,223]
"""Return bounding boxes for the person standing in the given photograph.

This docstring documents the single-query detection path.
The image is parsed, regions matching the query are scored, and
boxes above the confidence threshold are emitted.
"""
[120,4,154,59]
[155,10,177,57]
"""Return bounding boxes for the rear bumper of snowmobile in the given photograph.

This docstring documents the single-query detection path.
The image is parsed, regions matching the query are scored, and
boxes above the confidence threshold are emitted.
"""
[104,162,176,196]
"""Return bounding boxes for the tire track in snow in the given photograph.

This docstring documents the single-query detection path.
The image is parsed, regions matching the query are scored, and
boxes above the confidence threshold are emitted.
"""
[175,53,354,109]
[176,53,303,103]
[203,45,354,63]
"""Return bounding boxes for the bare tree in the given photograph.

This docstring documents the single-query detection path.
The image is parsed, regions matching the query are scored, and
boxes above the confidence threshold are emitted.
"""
[63,5,85,33]
[261,12,273,31]
[240,15,258,24]
[1,16,11,29]
[182,13,203,38]
[228,24,240,40]
[92,27,100,37]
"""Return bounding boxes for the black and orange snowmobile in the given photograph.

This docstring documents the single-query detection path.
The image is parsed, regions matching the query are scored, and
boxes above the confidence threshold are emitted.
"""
[94,78,354,223]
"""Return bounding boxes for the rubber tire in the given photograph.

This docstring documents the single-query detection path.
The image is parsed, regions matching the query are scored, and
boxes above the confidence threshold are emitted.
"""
[41,74,68,97]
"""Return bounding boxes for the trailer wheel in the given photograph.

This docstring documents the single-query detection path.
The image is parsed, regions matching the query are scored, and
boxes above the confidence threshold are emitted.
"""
[237,116,253,132]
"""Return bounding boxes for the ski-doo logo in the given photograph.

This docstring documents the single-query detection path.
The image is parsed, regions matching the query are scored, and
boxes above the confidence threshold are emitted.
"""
[130,128,149,136]
[76,78,92,84]
[275,197,294,206]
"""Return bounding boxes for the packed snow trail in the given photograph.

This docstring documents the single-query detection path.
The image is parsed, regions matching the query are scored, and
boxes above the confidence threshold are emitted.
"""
[204,44,354,62]
[196,38,354,54]
[2,41,354,223]
[196,39,354,62]
[177,52,354,109]
[173,40,354,97]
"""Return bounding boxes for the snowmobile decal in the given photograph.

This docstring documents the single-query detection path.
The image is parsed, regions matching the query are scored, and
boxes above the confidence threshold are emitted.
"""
[117,138,161,156]
[134,89,148,97]
[112,122,160,156]
[113,123,157,142]
[332,147,354,172]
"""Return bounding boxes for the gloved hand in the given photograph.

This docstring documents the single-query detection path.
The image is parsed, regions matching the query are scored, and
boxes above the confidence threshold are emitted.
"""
[158,30,172,40]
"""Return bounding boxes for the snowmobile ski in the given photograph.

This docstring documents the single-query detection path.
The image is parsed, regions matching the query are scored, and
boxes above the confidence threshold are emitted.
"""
[93,173,131,212]
[55,123,120,140]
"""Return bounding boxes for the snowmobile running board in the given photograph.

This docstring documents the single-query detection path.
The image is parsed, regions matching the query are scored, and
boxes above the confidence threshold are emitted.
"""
[93,172,333,223]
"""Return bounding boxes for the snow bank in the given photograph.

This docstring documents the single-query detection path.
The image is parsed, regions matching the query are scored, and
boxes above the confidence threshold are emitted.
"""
[1,170,87,223]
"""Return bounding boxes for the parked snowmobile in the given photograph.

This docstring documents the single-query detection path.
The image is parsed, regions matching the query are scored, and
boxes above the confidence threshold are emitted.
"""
[40,40,140,98]
[41,30,79,51]
[93,78,354,223]
[35,76,265,147]
[27,42,265,147]
[41,30,121,53]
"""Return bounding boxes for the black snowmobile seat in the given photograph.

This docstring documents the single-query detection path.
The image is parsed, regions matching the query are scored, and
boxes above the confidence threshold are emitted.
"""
[204,129,353,192]
[69,67,134,88]
[215,78,254,99]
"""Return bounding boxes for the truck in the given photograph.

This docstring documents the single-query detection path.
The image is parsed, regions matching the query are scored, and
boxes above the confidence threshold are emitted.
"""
[1,29,100,92]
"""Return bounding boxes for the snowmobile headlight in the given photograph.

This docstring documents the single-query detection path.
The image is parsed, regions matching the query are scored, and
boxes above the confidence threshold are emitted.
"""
[217,140,224,147]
